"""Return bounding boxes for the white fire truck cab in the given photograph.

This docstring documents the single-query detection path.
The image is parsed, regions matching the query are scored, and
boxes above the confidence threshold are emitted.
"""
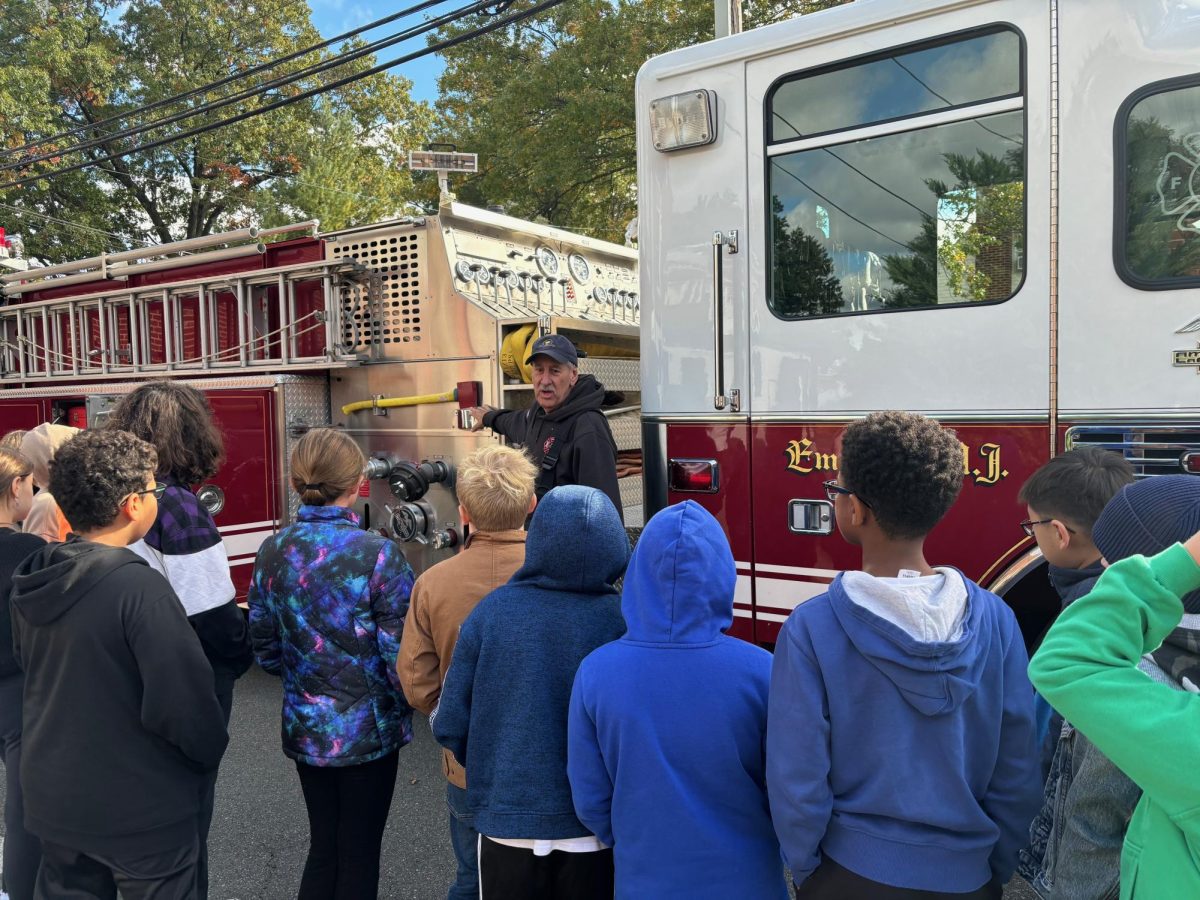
[637,0,1200,646]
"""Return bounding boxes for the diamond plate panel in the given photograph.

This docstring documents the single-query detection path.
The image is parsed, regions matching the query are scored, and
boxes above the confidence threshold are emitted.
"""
[578,357,639,392]
[607,410,641,451]
[281,375,332,520]
[619,474,643,515]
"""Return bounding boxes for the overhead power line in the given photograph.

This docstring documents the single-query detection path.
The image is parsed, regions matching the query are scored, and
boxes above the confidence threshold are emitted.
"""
[1,0,478,174]
[0,0,569,192]
[0,0,454,161]
[0,201,155,247]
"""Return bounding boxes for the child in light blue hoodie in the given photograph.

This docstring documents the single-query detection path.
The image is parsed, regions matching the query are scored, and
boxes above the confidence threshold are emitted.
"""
[767,411,1041,899]
[567,500,788,900]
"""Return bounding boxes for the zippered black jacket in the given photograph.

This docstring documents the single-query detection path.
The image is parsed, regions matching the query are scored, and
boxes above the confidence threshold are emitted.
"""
[10,538,228,855]
[483,374,622,520]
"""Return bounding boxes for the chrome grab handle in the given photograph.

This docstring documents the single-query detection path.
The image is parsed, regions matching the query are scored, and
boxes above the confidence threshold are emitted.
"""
[711,229,738,411]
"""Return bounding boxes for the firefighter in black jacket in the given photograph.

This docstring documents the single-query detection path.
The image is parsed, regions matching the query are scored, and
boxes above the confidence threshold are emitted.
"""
[469,334,623,520]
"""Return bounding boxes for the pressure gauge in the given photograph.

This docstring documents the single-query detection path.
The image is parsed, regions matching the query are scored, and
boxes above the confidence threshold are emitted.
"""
[592,286,608,304]
[505,272,520,290]
[535,246,560,278]
[567,253,591,284]
[454,260,476,282]
[475,267,492,285]
[517,273,530,291]
[529,277,544,294]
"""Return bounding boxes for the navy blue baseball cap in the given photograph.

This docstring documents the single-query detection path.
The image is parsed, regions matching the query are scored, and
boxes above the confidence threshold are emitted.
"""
[525,333,578,366]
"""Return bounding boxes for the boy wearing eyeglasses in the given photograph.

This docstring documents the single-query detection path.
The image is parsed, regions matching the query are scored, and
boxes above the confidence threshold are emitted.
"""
[767,411,1042,899]
[1015,448,1138,900]
[9,430,227,898]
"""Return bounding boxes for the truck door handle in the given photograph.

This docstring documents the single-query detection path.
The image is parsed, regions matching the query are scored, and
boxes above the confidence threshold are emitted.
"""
[711,230,738,411]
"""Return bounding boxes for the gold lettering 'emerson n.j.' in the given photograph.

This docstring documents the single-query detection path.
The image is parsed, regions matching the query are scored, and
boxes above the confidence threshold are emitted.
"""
[783,438,1008,486]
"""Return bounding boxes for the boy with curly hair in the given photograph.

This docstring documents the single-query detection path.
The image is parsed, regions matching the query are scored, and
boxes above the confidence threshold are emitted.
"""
[10,430,227,898]
[767,411,1042,899]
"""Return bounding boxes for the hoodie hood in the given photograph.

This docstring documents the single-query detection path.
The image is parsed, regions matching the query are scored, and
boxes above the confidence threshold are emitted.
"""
[544,374,606,422]
[829,570,989,716]
[514,484,627,594]
[622,500,734,644]
[11,538,144,626]
[1047,561,1105,609]
[21,423,80,489]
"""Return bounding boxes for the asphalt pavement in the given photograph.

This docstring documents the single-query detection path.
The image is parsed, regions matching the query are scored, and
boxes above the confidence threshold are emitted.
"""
[0,665,1040,899]
[205,667,454,900]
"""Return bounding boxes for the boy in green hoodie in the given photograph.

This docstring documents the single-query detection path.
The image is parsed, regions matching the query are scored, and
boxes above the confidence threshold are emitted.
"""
[1029,474,1200,900]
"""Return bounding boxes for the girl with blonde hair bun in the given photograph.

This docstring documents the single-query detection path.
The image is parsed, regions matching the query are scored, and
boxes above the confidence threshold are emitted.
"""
[0,448,44,899]
[249,428,416,899]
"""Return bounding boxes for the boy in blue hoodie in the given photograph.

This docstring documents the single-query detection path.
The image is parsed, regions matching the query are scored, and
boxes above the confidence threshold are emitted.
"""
[432,485,627,900]
[767,411,1042,899]
[567,500,788,900]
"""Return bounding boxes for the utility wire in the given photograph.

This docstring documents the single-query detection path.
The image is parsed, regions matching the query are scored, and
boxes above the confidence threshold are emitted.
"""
[773,163,911,250]
[0,0,568,191]
[770,111,927,215]
[0,0,456,160]
[890,57,1022,146]
[1,0,478,174]
[0,201,155,247]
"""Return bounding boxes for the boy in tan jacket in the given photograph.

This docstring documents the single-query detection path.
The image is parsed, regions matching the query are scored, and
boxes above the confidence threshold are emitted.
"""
[397,444,536,900]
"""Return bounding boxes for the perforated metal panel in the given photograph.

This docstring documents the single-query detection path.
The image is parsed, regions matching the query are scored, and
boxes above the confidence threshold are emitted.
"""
[329,229,426,352]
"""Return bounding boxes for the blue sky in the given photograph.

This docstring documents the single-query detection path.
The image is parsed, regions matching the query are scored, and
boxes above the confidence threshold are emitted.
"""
[307,0,449,104]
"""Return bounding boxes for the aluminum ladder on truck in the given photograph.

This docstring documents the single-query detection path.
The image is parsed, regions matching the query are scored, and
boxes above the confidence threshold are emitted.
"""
[0,221,372,383]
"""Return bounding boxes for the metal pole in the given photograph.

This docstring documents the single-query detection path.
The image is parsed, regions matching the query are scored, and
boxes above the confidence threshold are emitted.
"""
[715,0,742,38]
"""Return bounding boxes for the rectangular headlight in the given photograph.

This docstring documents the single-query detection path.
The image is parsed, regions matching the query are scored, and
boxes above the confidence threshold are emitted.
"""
[649,90,717,153]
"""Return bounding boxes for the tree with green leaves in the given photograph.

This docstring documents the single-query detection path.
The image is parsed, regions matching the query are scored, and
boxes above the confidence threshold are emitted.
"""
[0,0,431,262]
[770,196,844,317]
[431,0,850,242]
[883,147,1023,307]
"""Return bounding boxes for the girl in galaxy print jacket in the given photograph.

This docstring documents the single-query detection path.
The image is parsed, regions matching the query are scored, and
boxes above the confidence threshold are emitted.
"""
[248,451,415,764]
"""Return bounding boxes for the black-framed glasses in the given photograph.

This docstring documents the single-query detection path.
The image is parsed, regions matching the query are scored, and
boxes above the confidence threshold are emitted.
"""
[127,482,168,502]
[822,479,871,508]
[1020,518,1076,538]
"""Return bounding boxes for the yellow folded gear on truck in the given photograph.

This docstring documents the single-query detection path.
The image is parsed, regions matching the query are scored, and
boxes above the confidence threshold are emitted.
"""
[500,324,537,383]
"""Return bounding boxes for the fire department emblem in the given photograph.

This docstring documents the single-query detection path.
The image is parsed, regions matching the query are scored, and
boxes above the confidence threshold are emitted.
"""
[543,436,556,456]
[1156,132,1200,235]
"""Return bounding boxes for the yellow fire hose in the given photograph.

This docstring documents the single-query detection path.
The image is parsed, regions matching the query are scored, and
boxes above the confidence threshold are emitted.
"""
[341,389,458,416]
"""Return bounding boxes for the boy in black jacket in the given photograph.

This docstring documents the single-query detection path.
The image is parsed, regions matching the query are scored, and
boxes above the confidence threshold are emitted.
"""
[11,430,227,899]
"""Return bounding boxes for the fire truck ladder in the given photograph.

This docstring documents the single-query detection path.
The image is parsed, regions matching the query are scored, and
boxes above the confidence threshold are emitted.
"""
[0,223,373,383]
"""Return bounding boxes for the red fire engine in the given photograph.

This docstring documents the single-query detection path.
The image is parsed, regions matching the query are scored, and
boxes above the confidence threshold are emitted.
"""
[637,0,1200,646]
[0,205,641,597]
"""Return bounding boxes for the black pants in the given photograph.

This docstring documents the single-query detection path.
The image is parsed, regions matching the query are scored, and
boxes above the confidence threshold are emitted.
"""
[294,750,399,900]
[794,859,1003,900]
[1,675,40,900]
[479,837,614,900]
[36,838,199,900]
[195,679,234,900]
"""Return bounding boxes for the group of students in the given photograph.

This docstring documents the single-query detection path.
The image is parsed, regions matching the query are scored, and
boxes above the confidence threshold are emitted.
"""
[1,396,1200,900]
[0,381,251,900]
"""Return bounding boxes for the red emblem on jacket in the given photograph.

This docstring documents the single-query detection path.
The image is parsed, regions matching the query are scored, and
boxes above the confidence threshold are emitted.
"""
[543,436,556,456]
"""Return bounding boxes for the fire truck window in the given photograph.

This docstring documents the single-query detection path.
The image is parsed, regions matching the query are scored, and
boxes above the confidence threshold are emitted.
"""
[1118,79,1200,288]
[769,28,1020,143]
[768,110,1024,319]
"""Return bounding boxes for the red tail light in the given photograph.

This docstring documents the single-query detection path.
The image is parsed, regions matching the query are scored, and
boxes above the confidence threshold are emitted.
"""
[669,458,719,493]
[1182,452,1200,474]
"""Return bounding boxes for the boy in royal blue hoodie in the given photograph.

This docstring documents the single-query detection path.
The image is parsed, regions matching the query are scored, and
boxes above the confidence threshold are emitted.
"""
[433,485,627,900]
[767,411,1041,899]
[567,500,789,900]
